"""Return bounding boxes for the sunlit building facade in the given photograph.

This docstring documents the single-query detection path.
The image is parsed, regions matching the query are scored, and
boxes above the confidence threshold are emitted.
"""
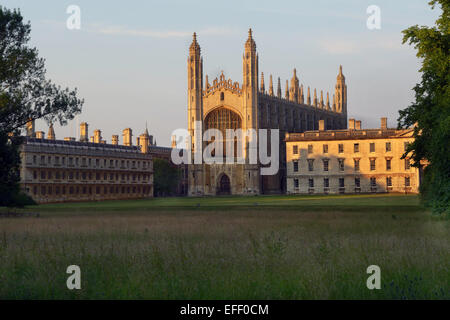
[286,117,420,194]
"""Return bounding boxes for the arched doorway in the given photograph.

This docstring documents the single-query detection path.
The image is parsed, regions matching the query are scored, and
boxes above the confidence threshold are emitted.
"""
[217,174,231,195]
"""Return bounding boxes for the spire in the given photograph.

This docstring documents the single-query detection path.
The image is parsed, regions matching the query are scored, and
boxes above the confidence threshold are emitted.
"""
[300,84,304,104]
[307,86,311,105]
[337,65,345,81]
[327,92,330,109]
[189,32,200,55]
[245,28,256,52]
[205,74,209,89]
[314,88,317,107]
[277,77,282,98]
[285,80,289,99]
[320,90,324,108]
[333,94,336,111]
[290,68,299,102]
[269,74,274,96]
[145,121,149,136]
[260,72,265,93]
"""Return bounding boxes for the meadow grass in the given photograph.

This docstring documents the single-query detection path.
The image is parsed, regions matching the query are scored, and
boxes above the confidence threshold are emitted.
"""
[0,194,448,299]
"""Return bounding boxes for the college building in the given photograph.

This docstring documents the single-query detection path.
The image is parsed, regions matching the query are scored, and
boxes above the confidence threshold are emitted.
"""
[187,29,347,196]
[19,121,157,203]
[285,117,421,194]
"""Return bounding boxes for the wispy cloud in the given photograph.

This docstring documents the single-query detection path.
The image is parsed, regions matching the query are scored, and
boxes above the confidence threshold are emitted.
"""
[318,39,360,54]
[40,20,237,38]
[317,33,404,55]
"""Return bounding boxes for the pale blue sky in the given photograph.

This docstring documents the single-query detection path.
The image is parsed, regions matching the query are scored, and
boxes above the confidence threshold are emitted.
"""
[3,0,440,146]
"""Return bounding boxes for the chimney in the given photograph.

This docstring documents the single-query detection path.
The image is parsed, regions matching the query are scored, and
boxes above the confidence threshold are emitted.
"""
[90,136,94,142]
[381,117,387,130]
[355,120,362,130]
[139,133,149,154]
[64,137,75,141]
[93,129,102,143]
[80,122,88,142]
[35,131,45,139]
[349,118,355,130]
[47,124,55,140]
[122,128,133,146]
[318,119,325,131]
[136,136,140,146]
[111,135,119,145]
[26,119,35,137]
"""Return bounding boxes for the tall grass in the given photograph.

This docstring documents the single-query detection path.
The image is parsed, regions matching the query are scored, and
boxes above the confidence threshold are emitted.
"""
[0,195,448,299]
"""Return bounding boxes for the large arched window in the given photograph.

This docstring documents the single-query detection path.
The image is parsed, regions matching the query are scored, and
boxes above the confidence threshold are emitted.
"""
[204,108,242,159]
[205,107,241,132]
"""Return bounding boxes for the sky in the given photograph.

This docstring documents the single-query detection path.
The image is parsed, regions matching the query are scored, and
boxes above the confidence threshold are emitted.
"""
[2,0,441,146]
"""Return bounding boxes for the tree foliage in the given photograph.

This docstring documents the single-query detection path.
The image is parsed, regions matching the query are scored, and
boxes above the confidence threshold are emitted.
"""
[153,158,180,197]
[0,7,84,206]
[398,0,449,215]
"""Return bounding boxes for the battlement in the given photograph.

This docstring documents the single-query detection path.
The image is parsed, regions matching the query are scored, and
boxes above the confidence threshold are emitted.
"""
[203,71,243,97]
[258,90,337,113]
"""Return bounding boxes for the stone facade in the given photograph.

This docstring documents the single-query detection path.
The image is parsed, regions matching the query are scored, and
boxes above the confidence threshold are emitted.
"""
[285,118,420,194]
[19,120,188,202]
[20,137,154,203]
[187,29,347,196]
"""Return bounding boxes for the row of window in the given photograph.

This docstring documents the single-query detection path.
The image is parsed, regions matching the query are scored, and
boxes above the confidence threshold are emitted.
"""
[32,154,150,170]
[293,176,411,189]
[292,141,410,155]
[292,158,411,172]
[33,185,151,196]
[32,170,151,182]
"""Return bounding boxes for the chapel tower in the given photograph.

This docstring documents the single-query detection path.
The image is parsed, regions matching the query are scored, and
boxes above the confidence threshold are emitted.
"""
[242,28,259,133]
[187,32,204,195]
[335,65,347,115]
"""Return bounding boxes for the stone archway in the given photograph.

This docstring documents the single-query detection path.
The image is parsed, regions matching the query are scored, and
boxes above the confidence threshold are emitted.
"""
[217,174,231,195]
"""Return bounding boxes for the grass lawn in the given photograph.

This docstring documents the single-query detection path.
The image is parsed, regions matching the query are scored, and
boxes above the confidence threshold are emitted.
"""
[0,194,448,299]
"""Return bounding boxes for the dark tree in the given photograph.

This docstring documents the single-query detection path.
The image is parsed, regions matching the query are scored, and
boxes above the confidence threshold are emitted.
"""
[153,158,180,197]
[398,0,449,215]
[0,7,84,206]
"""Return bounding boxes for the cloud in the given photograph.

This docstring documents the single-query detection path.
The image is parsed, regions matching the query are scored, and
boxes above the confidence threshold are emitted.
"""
[318,39,360,54]
[317,33,404,55]
[40,19,237,38]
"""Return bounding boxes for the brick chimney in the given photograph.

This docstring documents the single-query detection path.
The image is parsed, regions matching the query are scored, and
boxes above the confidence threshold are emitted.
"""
[35,131,45,139]
[355,120,362,130]
[123,128,133,146]
[349,118,355,130]
[93,129,102,143]
[80,122,88,142]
